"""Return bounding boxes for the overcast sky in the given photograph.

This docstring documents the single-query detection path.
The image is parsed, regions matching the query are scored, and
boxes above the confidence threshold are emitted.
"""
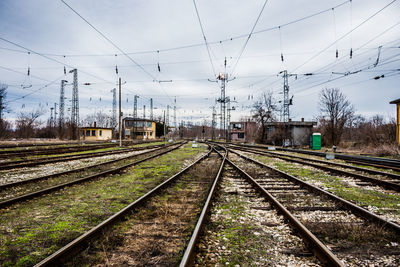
[1,0,399,126]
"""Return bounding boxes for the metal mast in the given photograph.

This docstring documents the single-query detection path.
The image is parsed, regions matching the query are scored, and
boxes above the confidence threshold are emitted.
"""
[166,105,170,129]
[54,103,57,127]
[216,73,229,139]
[282,70,289,122]
[174,97,177,131]
[59,80,67,127]
[150,98,153,120]
[133,95,139,119]
[69,69,79,139]
[111,88,117,128]
[211,105,216,140]
[50,107,54,127]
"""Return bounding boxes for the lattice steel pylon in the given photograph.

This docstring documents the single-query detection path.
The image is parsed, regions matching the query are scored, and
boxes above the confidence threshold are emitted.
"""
[282,70,289,123]
[133,95,139,119]
[173,97,177,131]
[69,69,79,139]
[211,105,216,140]
[166,105,170,129]
[111,88,117,129]
[59,80,67,128]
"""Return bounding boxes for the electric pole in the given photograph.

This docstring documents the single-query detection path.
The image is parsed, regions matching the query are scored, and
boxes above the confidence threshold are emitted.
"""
[118,77,122,147]
[54,103,57,128]
[166,105,170,130]
[150,98,153,121]
[174,97,177,132]
[133,95,139,119]
[211,105,216,140]
[280,70,294,123]
[69,69,79,140]
[111,88,117,129]
[59,80,67,129]
[215,73,235,141]
[50,107,54,128]
[143,105,146,119]
[163,110,166,144]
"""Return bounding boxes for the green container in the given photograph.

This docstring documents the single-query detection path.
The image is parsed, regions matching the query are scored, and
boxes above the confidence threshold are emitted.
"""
[312,133,321,150]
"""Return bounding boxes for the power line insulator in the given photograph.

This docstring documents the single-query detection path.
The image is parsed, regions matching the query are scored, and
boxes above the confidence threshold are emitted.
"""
[350,48,353,59]
[115,65,118,75]
[336,49,338,58]
[281,53,284,62]
[64,66,66,75]
[157,63,161,72]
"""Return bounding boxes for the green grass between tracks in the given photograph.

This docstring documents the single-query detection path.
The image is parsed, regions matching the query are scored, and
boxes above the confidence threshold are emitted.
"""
[252,155,400,215]
[0,142,206,267]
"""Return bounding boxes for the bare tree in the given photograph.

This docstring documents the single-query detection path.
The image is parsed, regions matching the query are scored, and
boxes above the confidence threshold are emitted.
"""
[252,91,277,143]
[319,88,354,146]
[15,109,44,139]
[0,83,11,138]
[82,111,113,128]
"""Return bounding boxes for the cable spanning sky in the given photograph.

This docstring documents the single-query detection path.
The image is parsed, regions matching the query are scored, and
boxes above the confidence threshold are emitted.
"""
[0,0,399,125]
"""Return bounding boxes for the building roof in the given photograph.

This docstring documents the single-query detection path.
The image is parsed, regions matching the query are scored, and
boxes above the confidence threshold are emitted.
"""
[123,117,156,123]
[265,121,316,127]
[390,98,400,104]
[79,127,113,130]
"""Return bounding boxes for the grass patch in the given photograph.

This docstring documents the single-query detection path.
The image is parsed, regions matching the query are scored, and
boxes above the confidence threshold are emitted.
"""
[0,143,206,266]
[253,155,400,215]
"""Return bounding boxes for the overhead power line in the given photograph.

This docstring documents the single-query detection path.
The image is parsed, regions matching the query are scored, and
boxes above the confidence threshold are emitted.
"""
[1,1,351,59]
[230,0,269,77]
[192,0,217,78]
[61,0,158,82]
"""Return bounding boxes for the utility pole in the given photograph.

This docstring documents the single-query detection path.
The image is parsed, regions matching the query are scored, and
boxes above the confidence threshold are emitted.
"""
[150,98,153,120]
[69,69,79,139]
[111,88,117,129]
[215,73,235,141]
[211,105,216,140]
[280,70,294,123]
[166,105,170,130]
[59,80,67,128]
[163,110,166,144]
[133,95,139,119]
[54,103,58,128]
[118,77,122,147]
[174,97,177,132]
[143,105,146,119]
[50,107,54,128]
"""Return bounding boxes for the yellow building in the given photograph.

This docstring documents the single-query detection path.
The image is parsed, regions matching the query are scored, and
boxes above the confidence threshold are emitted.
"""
[79,127,113,141]
[390,98,400,145]
[123,118,156,140]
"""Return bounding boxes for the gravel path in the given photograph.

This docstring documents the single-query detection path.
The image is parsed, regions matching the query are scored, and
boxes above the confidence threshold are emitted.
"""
[0,149,152,185]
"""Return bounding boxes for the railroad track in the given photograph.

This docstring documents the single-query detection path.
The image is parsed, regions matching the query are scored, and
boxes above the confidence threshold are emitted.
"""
[223,147,400,265]
[227,144,400,192]
[0,142,169,170]
[34,145,224,266]
[0,142,184,209]
[0,143,117,158]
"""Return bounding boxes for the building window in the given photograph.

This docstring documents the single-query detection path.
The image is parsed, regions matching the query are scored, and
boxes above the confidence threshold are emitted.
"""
[148,122,152,127]
[86,130,90,136]
[150,132,153,136]
[92,130,96,136]
[238,133,245,139]
[99,130,102,136]
[80,131,84,136]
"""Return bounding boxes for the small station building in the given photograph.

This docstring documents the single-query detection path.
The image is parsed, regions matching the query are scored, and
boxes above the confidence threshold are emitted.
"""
[390,98,400,145]
[79,123,113,141]
[123,117,156,140]
[265,119,316,146]
[229,121,257,142]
